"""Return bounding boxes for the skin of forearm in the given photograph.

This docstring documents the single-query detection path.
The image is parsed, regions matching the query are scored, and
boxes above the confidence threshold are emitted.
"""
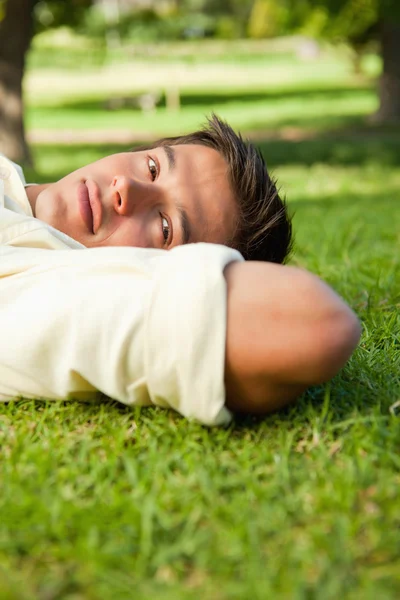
[223,261,361,415]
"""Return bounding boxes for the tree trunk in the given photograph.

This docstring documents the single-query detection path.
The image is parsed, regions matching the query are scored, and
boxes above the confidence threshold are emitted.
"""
[0,0,34,164]
[375,21,400,123]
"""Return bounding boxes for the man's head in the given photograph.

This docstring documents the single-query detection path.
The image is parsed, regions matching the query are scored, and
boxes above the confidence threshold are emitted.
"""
[145,115,293,263]
[31,115,292,262]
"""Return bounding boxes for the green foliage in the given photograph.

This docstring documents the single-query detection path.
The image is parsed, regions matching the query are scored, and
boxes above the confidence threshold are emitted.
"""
[320,0,397,20]
[247,0,289,39]
[315,0,379,41]
[302,0,400,43]
[192,0,253,37]
[214,15,241,40]
[296,7,329,38]
[33,0,92,33]
[82,6,158,41]
[22,0,400,46]
[78,4,218,42]
[31,0,257,42]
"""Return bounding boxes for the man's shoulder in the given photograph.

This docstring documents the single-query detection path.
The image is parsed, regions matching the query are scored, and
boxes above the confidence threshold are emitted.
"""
[0,154,31,219]
[0,154,27,186]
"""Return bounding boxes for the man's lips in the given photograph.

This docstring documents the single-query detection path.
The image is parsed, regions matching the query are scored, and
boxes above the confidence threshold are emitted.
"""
[77,180,102,234]
[77,182,93,233]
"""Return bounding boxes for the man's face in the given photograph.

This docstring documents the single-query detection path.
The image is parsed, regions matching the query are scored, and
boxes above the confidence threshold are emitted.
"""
[34,144,238,249]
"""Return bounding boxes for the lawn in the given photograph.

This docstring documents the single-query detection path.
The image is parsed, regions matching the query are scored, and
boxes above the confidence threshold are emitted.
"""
[1,38,399,599]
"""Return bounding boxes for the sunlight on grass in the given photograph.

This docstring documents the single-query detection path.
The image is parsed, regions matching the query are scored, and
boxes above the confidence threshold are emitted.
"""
[26,89,377,134]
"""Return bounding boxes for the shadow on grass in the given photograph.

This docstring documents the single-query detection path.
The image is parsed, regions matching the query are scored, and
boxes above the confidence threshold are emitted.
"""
[28,129,400,183]
[7,359,394,436]
[47,84,373,112]
[232,346,400,433]
[257,135,400,168]
[289,189,399,210]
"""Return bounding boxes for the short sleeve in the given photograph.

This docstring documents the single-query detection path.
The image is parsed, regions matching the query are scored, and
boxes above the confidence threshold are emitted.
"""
[144,243,243,426]
[0,243,243,426]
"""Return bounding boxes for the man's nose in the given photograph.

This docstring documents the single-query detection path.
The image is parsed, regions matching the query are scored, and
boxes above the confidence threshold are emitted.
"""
[111,175,157,216]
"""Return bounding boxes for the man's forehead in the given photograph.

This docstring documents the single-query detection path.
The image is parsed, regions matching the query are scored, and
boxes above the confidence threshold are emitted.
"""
[171,143,222,159]
[171,145,237,245]
[125,143,222,164]
[172,144,230,180]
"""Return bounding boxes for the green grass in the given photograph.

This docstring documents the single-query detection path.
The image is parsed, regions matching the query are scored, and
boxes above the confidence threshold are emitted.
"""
[26,87,377,136]
[2,39,400,598]
[25,36,377,136]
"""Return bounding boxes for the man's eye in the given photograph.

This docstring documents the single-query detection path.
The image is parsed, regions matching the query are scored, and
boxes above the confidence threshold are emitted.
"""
[161,215,170,244]
[148,157,158,181]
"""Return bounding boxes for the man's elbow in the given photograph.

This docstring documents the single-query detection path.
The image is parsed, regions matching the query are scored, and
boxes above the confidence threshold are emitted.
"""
[310,303,361,385]
[225,307,361,416]
[223,262,362,415]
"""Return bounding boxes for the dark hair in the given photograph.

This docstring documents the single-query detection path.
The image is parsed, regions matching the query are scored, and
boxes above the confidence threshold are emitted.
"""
[136,114,293,263]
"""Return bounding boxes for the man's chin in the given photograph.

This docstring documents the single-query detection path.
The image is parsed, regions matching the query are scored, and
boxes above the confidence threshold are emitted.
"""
[35,191,65,231]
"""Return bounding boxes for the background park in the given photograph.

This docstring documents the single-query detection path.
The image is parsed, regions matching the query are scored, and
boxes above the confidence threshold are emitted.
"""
[0,0,399,598]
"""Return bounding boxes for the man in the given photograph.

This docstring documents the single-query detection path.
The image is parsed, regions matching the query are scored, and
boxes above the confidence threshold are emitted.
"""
[5,115,291,263]
[0,116,360,426]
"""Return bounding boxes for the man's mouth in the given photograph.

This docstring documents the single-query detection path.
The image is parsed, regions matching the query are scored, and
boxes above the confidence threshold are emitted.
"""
[77,180,102,234]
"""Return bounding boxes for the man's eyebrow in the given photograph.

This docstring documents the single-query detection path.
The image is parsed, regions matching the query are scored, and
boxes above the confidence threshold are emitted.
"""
[177,204,192,245]
[162,145,176,171]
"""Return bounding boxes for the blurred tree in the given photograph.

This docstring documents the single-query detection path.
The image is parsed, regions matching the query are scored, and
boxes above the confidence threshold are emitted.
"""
[0,0,35,163]
[243,0,400,122]
[377,19,400,121]
[306,0,400,122]
[0,0,92,164]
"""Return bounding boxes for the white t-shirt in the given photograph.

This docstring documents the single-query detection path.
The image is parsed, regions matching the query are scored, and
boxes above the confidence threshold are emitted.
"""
[0,155,242,426]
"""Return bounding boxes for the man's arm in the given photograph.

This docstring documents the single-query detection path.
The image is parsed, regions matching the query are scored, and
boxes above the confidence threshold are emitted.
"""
[224,262,361,414]
[0,244,359,424]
